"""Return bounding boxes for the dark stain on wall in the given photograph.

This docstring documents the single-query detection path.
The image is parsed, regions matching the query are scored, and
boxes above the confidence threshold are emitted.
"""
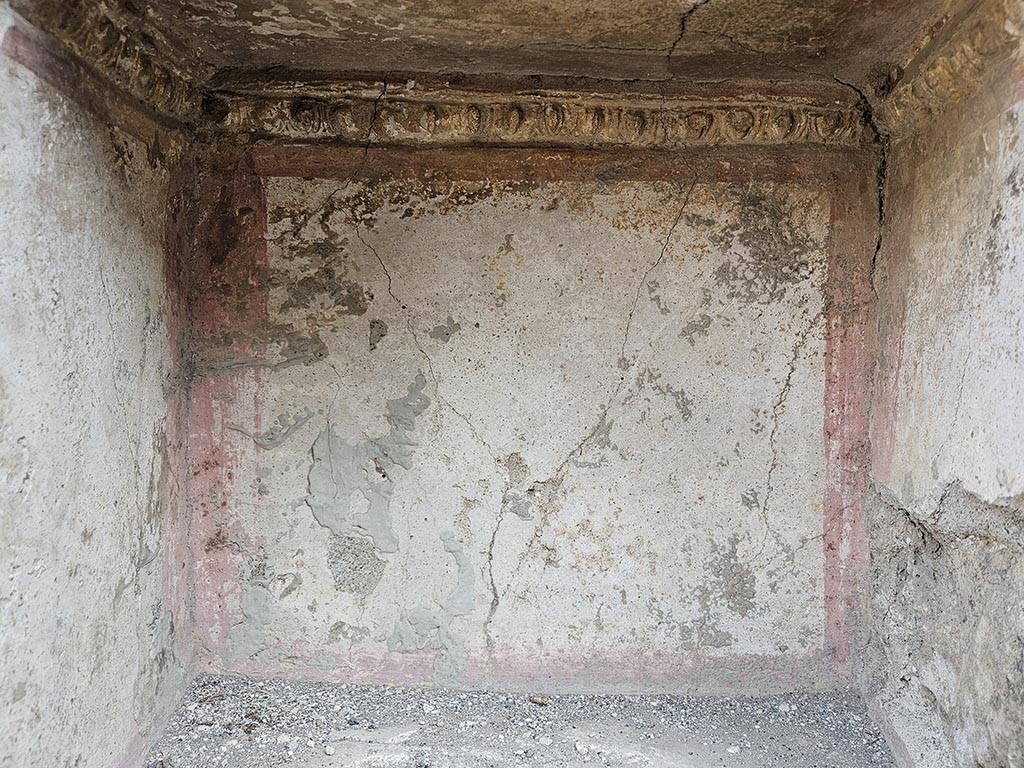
[369,318,388,350]
[688,189,822,304]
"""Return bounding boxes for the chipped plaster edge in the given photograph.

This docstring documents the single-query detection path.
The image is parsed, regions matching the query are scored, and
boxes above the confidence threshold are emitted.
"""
[876,0,1023,139]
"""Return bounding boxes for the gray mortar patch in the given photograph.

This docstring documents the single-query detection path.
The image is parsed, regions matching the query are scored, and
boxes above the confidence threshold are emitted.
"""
[711,536,757,618]
[275,330,329,366]
[196,330,329,376]
[429,315,461,343]
[228,407,315,449]
[500,492,535,520]
[306,375,431,553]
[638,366,693,422]
[327,534,387,595]
[499,452,536,519]
[645,279,671,315]
[388,529,475,686]
[224,554,277,666]
[663,536,758,651]
[369,319,388,351]
[328,620,370,643]
[274,236,371,320]
[280,276,370,317]
[277,573,302,599]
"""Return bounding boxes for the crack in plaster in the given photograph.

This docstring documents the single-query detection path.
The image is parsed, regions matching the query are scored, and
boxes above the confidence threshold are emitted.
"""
[665,0,714,69]
[752,309,824,565]
[483,499,508,665]
[353,221,513,668]
[354,226,499,463]
[388,528,475,686]
[227,407,315,449]
[275,81,390,244]
[488,176,699,633]
[835,76,889,278]
[619,174,698,365]
[305,370,430,553]
[929,317,977,484]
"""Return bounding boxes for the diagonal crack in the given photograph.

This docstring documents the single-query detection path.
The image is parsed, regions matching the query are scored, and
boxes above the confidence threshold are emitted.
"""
[493,174,699,609]
[356,223,511,671]
[355,226,499,463]
[483,502,508,664]
[357,174,703,672]
[620,175,698,364]
[275,81,389,244]
[751,310,824,564]
[666,0,715,71]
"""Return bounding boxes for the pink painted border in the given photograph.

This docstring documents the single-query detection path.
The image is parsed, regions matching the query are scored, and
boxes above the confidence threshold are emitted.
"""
[187,146,879,689]
[186,157,271,663]
[822,175,878,666]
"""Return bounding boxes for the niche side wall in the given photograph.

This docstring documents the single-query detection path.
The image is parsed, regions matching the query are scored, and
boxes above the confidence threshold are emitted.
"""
[0,11,192,768]
[865,20,1024,768]
[187,146,877,694]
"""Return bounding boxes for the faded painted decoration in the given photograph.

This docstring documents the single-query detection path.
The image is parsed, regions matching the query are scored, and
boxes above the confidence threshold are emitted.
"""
[188,172,837,692]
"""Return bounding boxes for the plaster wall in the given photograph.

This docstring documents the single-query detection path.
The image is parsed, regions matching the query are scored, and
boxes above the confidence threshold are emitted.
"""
[865,34,1024,768]
[187,149,876,694]
[0,9,191,767]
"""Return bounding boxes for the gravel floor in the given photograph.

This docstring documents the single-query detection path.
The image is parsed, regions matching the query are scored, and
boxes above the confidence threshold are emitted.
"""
[145,675,896,768]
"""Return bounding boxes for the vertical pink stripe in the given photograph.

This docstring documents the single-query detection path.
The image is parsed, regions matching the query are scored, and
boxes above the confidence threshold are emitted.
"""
[186,156,269,665]
[823,186,877,665]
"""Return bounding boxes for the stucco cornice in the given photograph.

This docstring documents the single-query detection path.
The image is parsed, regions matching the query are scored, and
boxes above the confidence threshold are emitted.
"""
[202,86,872,149]
[14,1,873,150]
[15,0,1021,150]
[13,0,203,125]
[877,0,1021,136]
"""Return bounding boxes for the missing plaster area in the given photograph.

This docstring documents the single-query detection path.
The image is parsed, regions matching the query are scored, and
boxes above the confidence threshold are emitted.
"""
[865,482,1024,767]
[327,534,387,596]
[647,534,761,652]
[689,187,824,304]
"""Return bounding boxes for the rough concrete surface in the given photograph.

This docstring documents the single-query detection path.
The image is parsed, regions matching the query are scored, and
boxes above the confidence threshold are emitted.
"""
[146,674,896,768]
[864,28,1024,768]
[0,7,190,767]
